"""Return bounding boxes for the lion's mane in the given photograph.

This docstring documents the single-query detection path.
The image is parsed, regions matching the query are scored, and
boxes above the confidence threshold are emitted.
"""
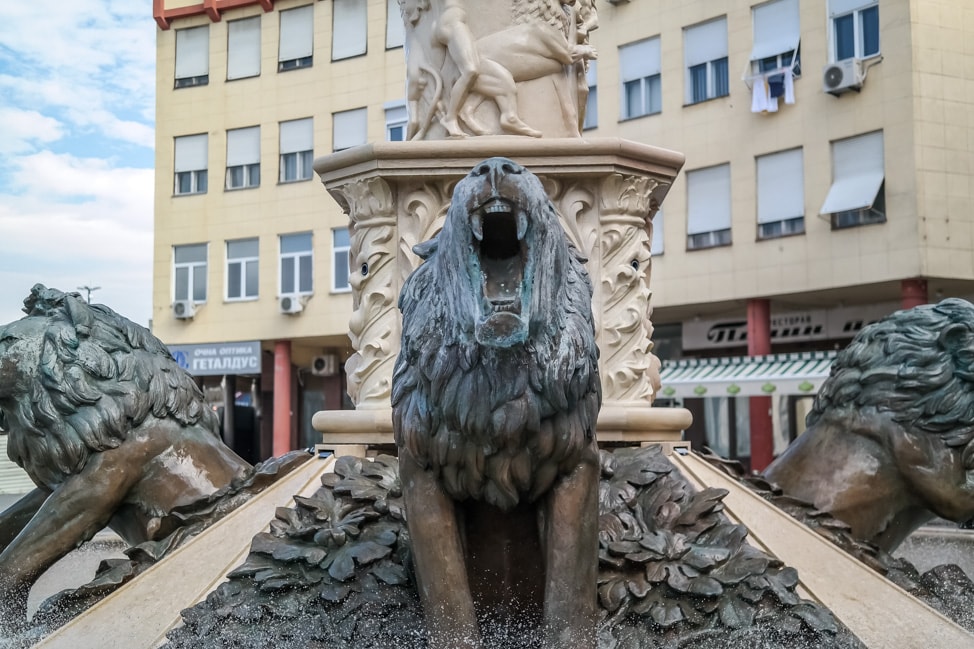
[808,298,974,467]
[0,285,218,489]
[392,160,601,511]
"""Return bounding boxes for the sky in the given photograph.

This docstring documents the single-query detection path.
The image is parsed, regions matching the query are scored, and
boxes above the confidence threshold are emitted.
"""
[0,0,157,327]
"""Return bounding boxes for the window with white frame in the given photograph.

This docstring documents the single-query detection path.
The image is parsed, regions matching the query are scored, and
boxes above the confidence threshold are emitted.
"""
[651,209,664,256]
[685,18,729,104]
[280,232,313,295]
[226,126,260,190]
[385,102,407,141]
[820,131,885,229]
[830,0,879,61]
[757,148,805,240]
[333,108,367,151]
[227,16,261,80]
[175,25,209,88]
[174,134,208,195]
[279,5,313,71]
[686,164,732,250]
[174,243,208,302]
[619,37,661,120]
[333,228,351,292]
[279,118,313,182]
[333,0,367,61]
[386,0,405,49]
[583,61,598,130]
[226,238,259,300]
[750,0,801,76]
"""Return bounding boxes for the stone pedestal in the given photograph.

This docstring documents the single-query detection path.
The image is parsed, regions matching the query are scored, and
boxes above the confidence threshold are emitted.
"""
[312,137,692,442]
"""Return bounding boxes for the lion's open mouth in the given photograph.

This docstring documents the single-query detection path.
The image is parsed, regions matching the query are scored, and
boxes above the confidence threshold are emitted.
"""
[472,197,528,315]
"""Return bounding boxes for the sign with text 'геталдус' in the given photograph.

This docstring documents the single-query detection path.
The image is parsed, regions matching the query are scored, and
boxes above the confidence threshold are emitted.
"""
[168,341,262,376]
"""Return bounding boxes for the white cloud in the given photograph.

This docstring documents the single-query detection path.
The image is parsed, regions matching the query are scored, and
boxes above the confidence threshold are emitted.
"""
[0,108,65,155]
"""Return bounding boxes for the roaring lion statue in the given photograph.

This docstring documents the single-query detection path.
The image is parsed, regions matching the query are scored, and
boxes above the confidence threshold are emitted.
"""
[0,285,276,630]
[392,157,602,648]
[764,298,974,551]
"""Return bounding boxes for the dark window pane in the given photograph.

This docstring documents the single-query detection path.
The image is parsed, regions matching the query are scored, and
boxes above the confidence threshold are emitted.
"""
[177,172,191,194]
[299,255,313,292]
[193,266,207,301]
[175,267,189,300]
[334,250,349,289]
[197,170,207,193]
[835,13,855,60]
[248,163,260,187]
[583,85,597,129]
[647,75,661,113]
[759,56,778,73]
[299,150,313,179]
[713,57,729,97]
[281,257,295,293]
[333,228,350,248]
[227,166,243,188]
[690,63,707,103]
[624,79,643,117]
[228,238,258,258]
[245,260,259,297]
[228,262,242,298]
[175,244,207,263]
[388,125,404,141]
[281,232,312,253]
[861,5,880,57]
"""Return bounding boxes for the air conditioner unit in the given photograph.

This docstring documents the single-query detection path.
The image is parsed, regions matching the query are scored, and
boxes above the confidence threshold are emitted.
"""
[172,300,196,319]
[311,354,338,377]
[822,59,864,95]
[279,295,304,315]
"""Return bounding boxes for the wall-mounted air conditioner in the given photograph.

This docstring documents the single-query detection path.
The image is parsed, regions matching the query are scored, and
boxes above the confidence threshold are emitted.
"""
[823,59,864,96]
[279,295,305,315]
[172,300,196,319]
[311,354,338,377]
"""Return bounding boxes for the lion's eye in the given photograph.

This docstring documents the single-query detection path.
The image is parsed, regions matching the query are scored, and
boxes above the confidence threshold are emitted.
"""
[361,263,369,276]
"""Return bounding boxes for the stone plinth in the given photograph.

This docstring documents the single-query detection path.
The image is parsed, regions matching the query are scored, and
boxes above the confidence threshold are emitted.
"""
[312,137,691,442]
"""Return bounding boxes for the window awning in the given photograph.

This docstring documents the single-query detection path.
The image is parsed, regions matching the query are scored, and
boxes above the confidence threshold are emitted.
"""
[659,351,837,399]
[820,131,885,214]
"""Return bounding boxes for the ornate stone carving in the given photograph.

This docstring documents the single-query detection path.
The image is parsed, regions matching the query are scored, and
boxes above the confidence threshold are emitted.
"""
[397,179,454,283]
[328,178,399,408]
[598,173,665,405]
[400,0,598,140]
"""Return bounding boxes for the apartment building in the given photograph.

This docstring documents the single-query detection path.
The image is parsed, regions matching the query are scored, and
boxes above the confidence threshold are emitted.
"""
[152,0,974,467]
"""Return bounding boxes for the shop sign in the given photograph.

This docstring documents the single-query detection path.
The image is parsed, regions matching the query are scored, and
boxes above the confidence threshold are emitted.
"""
[169,341,262,376]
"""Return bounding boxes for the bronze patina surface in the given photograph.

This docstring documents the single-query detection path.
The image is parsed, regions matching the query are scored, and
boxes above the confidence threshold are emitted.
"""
[764,299,974,552]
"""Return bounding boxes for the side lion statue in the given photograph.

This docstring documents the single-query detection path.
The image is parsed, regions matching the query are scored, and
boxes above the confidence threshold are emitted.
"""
[392,157,602,648]
[0,285,299,631]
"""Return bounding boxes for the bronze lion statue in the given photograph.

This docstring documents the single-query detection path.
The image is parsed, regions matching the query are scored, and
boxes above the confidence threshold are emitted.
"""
[392,157,602,648]
[764,298,974,551]
[0,285,281,630]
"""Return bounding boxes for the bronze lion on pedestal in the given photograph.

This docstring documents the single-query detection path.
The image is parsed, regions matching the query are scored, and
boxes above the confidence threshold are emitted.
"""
[392,157,602,648]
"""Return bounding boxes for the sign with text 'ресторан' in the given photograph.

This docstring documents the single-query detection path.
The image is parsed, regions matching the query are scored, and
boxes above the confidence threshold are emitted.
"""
[168,341,262,376]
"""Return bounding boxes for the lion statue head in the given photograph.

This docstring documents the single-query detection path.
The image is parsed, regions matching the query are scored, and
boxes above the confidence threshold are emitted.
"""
[0,284,219,490]
[392,157,601,510]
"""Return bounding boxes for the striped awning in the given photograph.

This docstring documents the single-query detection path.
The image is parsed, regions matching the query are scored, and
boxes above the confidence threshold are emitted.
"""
[659,351,837,399]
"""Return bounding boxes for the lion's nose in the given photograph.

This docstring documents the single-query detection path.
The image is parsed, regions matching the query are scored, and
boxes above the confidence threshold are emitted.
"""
[473,157,524,179]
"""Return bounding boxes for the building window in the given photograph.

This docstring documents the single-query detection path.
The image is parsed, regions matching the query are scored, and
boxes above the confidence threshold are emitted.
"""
[226,238,259,300]
[686,164,732,250]
[757,148,805,240]
[174,25,209,88]
[333,228,351,292]
[226,126,260,190]
[820,131,885,229]
[174,134,208,195]
[333,0,367,61]
[280,232,313,295]
[279,118,313,182]
[279,5,313,71]
[619,37,661,119]
[227,16,261,80]
[583,61,598,130]
[333,107,367,151]
[386,0,405,49]
[651,209,664,257]
[385,102,407,141]
[831,0,879,61]
[750,0,801,76]
[685,18,729,104]
[174,243,208,302]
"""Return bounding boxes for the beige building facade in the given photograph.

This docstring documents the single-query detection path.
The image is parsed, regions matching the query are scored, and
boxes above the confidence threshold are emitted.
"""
[152,0,974,465]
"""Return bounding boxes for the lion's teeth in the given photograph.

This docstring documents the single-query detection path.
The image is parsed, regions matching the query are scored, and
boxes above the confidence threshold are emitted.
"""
[485,203,510,214]
[517,213,527,240]
[472,213,483,241]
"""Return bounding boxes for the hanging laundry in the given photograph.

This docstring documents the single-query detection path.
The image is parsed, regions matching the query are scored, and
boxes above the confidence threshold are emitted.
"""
[783,67,795,105]
[751,76,771,112]
[768,73,785,99]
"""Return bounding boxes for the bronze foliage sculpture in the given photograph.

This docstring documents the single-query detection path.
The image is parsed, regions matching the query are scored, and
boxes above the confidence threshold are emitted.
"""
[764,298,974,551]
[391,157,602,648]
[0,285,305,634]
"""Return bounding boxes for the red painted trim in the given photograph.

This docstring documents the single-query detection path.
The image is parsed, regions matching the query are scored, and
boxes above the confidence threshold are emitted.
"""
[154,0,276,30]
[900,278,928,310]
[273,340,293,456]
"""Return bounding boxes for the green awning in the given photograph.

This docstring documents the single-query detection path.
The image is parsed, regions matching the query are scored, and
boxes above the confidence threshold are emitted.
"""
[659,351,837,399]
